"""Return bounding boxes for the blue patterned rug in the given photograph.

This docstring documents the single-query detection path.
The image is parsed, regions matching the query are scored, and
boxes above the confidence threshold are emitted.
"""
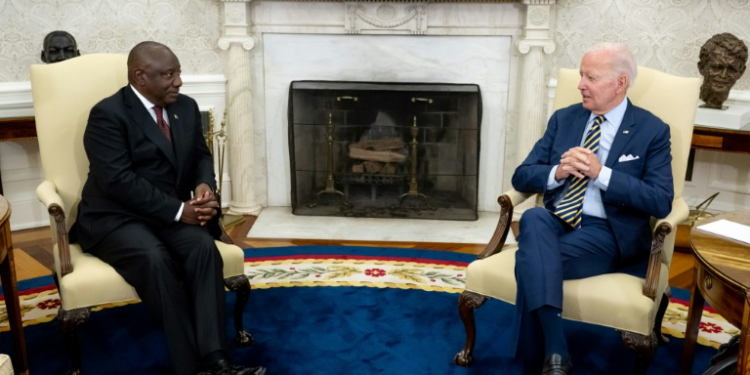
[0,246,720,374]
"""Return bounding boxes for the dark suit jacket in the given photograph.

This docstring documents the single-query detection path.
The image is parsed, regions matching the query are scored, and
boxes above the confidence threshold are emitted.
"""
[511,99,674,261]
[71,85,219,250]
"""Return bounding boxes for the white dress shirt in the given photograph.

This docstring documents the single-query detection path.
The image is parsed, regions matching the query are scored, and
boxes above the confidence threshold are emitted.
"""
[547,96,628,219]
[129,85,183,221]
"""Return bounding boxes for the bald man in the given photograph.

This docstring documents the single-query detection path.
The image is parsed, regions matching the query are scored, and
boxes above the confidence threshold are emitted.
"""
[70,42,266,375]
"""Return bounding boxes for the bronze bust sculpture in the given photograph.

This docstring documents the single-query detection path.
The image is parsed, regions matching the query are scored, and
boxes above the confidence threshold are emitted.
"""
[697,33,748,109]
[41,31,81,64]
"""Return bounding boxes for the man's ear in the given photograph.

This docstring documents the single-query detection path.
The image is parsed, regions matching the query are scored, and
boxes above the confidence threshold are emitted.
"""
[132,68,146,85]
[617,74,628,93]
[40,51,48,63]
[75,49,81,57]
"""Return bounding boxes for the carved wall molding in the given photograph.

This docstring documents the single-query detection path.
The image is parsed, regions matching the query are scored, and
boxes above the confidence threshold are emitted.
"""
[264,0,516,2]
[517,39,555,55]
[215,0,263,215]
[217,0,256,50]
[345,3,427,34]
[218,36,257,51]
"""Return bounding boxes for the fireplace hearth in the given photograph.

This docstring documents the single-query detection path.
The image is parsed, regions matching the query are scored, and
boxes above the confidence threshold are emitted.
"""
[289,81,481,220]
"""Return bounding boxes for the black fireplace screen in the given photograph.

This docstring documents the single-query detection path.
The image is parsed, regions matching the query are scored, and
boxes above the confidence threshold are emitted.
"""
[288,81,481,220]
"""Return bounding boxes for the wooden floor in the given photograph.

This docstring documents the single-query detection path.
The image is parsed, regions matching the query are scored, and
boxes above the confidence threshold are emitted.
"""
[6,215,697,291]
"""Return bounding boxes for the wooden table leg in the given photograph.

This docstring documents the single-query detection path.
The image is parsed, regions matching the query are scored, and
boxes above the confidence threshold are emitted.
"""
[0,248,29,375]
[739,293,750,375]
[681,267,705,375]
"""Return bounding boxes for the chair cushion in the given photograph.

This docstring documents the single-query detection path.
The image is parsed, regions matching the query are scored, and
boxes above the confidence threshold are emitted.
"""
[0,353,13,375]
[216,241,245,278]
[463,245,669,336]
[58,241,247,311]
[57,243,139,311]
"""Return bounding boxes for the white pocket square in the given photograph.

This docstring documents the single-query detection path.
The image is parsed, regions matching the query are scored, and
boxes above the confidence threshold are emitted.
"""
[618,154,640,162]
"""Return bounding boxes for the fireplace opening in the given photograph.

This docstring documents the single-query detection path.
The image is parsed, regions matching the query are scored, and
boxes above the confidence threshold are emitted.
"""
[288,81,481,220]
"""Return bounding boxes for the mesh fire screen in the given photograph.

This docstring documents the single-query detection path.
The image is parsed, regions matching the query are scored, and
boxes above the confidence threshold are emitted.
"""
[289,81,481,220]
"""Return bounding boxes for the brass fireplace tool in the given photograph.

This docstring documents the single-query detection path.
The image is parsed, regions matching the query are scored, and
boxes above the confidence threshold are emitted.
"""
[395,114,435,210]
[205,109,243,228]
[308,113,350,208]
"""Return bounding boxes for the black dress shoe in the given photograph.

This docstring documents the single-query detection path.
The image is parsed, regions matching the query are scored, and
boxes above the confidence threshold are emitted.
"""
[228,363,266,375]
[542,354,572,375]
[197,359,267,375]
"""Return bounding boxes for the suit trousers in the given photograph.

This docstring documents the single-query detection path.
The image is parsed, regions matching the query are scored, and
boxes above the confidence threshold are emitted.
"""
[88,220,228,375]
[511,207,621,359]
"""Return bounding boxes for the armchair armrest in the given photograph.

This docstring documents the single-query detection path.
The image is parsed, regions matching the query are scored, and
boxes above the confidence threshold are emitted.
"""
[36,180,73,277]
[654,197,690,232]
[642,197,689,299]
[477,189,533,260]
[504,189,534,208]
[218,221,234,244]
[37,180,65,209]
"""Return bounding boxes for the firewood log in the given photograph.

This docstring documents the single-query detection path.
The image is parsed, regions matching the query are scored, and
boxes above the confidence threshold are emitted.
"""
[349,147,406,163]
[364,161,384,173]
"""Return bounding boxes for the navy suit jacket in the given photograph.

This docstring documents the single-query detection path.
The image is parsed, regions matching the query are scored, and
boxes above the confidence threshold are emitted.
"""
[511,99,674,262]
[71,86,219,250]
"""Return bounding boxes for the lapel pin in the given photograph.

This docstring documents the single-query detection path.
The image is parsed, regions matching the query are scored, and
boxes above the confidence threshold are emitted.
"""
[623,130,629,134]
[173,114,179,120]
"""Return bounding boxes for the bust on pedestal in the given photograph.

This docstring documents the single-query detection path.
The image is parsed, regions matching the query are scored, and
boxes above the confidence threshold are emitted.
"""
[694,33,750,130]
[41,31,80,64]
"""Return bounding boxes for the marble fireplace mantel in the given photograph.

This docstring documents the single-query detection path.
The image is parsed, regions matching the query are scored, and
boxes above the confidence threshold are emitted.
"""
[215,0,556,217]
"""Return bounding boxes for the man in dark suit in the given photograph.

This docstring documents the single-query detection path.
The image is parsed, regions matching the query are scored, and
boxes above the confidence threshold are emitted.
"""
[510,42,674,375]
[71,41,266,375]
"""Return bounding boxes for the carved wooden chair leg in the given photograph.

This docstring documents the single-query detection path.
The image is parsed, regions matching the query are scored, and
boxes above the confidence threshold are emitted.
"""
[454,290,488,367]
[225,275,253,346]
[621,330,657,375]
[58,307,91,375]
[654,286,671,345]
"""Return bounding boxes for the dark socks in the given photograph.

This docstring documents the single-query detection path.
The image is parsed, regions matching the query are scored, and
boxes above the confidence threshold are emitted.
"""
[536,305,569,360]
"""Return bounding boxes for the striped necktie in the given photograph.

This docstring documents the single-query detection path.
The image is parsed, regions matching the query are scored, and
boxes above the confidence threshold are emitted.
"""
[153,106,172,143]
[553,115,605,229]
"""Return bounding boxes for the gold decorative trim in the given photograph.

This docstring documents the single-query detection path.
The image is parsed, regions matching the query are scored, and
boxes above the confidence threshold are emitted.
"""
[246,258,466,270]
[251,279,465,294]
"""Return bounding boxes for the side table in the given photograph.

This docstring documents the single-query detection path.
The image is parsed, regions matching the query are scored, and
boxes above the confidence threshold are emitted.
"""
[0,195,29,375]
[681,210,750,375]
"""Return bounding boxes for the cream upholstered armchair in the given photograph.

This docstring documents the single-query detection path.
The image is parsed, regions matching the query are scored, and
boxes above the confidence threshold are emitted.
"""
[30,54,253,375]
[453,67,700,374]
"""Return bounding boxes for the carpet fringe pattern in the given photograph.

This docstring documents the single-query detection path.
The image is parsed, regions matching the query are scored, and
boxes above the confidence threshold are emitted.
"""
[0,252,736,349]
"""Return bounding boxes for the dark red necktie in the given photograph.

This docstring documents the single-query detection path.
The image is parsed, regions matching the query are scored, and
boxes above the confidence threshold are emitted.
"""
[153,106,172,143]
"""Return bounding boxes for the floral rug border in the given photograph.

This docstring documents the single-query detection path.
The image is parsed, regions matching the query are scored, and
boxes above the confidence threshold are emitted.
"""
[0,255,736,348]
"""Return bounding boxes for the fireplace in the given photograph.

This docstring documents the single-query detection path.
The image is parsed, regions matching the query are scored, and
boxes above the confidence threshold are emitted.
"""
[289,81,481,220]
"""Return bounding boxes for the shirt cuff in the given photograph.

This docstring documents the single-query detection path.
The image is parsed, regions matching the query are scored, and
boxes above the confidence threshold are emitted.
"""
[174,202,184,222]
[547,165,565,190]
[593,166,612,191]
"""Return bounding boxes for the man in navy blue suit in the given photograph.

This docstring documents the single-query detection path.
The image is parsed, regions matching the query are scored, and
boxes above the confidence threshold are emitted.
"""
[510,42,674,375]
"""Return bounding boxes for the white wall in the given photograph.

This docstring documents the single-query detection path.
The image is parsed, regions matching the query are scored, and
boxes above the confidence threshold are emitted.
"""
[0,0,225,82]
[550,0,750,91]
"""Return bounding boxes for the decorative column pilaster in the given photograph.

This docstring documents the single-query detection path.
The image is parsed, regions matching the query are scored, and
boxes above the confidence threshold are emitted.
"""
[516,1,556,211]
[217,0,262,216]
